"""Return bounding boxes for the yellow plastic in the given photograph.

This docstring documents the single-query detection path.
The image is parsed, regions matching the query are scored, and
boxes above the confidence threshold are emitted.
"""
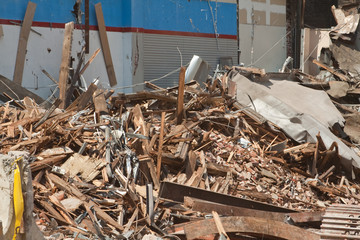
[13,157,24,240]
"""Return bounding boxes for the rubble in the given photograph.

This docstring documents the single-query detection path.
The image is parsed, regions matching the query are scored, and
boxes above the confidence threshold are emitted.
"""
[3,62,360,239]
[4,2,360,240]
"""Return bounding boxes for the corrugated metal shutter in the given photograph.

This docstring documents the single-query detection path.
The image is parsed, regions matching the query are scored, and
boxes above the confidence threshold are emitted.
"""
[143,34,237,88]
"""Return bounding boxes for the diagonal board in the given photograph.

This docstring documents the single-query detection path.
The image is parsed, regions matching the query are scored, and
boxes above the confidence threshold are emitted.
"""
[58,22,74,109]
[95,3,117,87]
[13,1,37,85]
[0,74,50,108]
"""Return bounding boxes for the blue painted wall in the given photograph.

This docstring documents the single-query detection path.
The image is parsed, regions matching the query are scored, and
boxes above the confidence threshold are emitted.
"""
[0,0,236,35]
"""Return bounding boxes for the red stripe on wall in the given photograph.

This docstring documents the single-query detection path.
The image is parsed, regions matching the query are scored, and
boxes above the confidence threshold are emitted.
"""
[0,19,237,40]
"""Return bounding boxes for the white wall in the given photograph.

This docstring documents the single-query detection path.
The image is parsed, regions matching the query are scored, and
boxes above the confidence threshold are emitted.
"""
[0,24,133,100]
[239,24,287,71]
[238,0,287,71]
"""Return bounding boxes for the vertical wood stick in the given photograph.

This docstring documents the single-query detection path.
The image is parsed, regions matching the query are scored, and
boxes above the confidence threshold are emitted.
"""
[156,112,166,181]
[58,22,74,109]
[176,67,186,125]
[95,3,117,87]
[13,2,37,85]
[85,0,90,53]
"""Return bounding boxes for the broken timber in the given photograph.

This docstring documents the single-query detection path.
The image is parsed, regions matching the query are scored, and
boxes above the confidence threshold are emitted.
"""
[58,22,74,109]
[177,216,320,240]
[95,3,117,87]
[13,1,37,85]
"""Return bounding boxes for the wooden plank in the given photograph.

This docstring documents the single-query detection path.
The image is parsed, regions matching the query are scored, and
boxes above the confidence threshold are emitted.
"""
[79,48,101,75]
[95,3,117,87]
[156,112,166,181]
[132,104,160,189]
[41,69,58,85]
[77,82,98,111]
[92,89,108,115]
[186,151,196,179]
[47,173,86,200]
[58,22,74,109]
[125,91,177,103]
[184,197,286,222]
[182,216,320,240]
[33,98,62,129]
[64,48,85,108]
[212,211,230,240]
[311,139,319,176]
[13,1,36,85]
[312,59,350,82]
[0,25,3,38]
[84,201,124,231]
[30,154,67,172]
[234,66,266,76]
[85,0,90,53]
[176,67,186,125]
[39,200,67,223]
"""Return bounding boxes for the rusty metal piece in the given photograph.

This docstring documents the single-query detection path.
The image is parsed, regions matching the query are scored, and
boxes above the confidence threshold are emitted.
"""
[320,204,360,239]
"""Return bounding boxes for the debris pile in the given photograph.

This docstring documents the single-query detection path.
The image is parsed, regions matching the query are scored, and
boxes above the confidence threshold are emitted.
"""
[3,64,360,239]
[3,2,360,240]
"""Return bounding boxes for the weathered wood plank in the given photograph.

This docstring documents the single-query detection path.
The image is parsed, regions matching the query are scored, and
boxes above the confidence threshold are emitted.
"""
[85,0,90,53]
[92,89,108,116]
[58,22,74,109]
[0,25,4,38]
[0,74,49,107]
[156,112,166,181]
[95,3,117,87]
[176,67,186,125]
[13,1,37,85]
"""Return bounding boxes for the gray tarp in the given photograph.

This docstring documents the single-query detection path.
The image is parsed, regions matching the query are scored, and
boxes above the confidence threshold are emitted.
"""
[231,73,360,175]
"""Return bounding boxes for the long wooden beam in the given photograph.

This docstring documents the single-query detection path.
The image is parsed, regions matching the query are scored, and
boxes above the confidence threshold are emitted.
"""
[95,3,117,87]
[176,67,186,125]
[13,1,37,85]
[182,216,320,240]
[58,22,74,109]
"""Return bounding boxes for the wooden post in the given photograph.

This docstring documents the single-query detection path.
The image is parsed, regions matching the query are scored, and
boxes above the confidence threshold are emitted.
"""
[58,22,74,109]
[176,67,186,125]
[0,25,4,38]
[95,3,117,87]
[85,0,90,53]
[156,112,166,181]
[13,1,36,85]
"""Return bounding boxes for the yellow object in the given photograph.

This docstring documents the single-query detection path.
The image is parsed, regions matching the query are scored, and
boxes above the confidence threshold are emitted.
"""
[13,157,24,240]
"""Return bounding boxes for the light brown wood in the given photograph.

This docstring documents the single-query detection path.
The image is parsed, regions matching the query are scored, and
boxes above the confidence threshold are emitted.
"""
[13,1,37,85]
[93,89,108,115]
[41,69,58,85]
[0,74,48,107]
[95,3,117,87]
[132,104,160,189]
[58,22,74,109]
[312,59,350,82]
[76,82,98,111]
[176,67,186,125]
[234,66,266,76]
[156,112,166,181]
[39,200,67,223]
[212,211,230,240]
[85,201,124,231]
[79,48,101,75]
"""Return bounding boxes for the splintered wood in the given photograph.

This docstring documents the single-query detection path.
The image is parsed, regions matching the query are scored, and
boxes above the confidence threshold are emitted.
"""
[1,73,360,239]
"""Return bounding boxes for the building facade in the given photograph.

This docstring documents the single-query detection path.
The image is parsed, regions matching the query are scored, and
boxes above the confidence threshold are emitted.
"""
[0,0,286,99]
